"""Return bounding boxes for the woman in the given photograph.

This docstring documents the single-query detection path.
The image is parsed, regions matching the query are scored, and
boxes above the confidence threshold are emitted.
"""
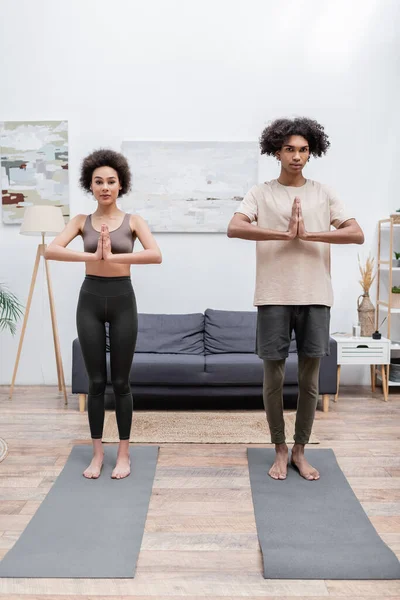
[45,149,162,480]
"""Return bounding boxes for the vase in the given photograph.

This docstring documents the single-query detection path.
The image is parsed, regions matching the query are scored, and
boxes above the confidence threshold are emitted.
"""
[357,294,375,337]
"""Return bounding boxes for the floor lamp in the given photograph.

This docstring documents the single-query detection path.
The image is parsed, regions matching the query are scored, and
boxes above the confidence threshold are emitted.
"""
[9,205,68,404]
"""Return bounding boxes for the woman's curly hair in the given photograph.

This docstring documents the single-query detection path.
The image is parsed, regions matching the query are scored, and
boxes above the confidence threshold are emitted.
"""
[79,149,132,197]
[259,117,330,158]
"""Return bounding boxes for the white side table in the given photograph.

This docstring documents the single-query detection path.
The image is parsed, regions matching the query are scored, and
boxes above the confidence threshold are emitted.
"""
[331,335,391,402]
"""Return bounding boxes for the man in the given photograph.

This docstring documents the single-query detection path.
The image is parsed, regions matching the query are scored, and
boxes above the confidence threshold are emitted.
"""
[227,117,364,481]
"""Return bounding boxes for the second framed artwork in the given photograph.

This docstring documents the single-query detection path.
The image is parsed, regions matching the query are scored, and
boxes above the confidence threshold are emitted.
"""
[120,141,259,232]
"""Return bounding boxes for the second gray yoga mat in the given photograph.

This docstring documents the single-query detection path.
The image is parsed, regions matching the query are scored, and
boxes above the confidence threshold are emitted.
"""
[0,445,159,578]
[247,448,400,580]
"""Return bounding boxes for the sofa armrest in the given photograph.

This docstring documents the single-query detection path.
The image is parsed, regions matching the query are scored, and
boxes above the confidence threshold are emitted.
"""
[72,338,89,394]
[318,337,338,395]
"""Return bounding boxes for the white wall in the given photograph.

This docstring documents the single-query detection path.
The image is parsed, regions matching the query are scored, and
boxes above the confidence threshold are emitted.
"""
[0,0,399,386]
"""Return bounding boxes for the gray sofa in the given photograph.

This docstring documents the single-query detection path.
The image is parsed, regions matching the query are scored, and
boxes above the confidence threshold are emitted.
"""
[72,308,337,413]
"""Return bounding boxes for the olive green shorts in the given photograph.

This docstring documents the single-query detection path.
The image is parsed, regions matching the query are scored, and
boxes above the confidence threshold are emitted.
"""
[256,305,331,360]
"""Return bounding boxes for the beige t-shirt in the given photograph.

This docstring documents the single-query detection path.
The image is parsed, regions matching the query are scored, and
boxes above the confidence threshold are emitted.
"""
[235,179,353,307]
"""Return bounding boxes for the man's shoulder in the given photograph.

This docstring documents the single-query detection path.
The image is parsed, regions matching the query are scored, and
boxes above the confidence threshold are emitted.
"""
[260,179,277,190]
[247,180,276,198]
[307,179,334,196]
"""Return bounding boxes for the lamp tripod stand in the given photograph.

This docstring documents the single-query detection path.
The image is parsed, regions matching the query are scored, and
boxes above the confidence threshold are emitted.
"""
[9,234,67,404]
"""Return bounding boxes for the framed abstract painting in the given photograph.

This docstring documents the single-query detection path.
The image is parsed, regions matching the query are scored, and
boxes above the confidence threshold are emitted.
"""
[120,141,259,232]
[1,120,69,224]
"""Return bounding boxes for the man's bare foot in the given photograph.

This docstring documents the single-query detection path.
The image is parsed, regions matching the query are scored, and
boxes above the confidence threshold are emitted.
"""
[112,454,131,479]
[269,443,289,480]
[291,444,320,480]
[83,454,104,479]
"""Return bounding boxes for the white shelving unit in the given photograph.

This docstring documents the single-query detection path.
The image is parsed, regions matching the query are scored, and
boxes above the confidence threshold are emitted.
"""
[377,217,400,387]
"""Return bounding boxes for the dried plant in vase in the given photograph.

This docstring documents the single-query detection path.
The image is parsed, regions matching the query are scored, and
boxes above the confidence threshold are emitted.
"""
[357,255,376,336]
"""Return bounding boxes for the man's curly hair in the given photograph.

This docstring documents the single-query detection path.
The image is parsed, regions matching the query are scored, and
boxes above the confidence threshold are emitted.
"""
[79,149,132,197]
[259,117,330,158]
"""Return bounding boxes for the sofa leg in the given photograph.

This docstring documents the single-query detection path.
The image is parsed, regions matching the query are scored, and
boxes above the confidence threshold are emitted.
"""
[79,394,87,412]
[322,394,329,413]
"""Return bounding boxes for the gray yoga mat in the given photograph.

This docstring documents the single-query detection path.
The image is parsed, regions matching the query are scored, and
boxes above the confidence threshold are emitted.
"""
[247,448,400,580]
[0,445,159,578]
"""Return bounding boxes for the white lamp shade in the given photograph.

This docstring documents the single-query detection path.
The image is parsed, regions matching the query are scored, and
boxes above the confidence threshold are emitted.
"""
[20,205,65,237]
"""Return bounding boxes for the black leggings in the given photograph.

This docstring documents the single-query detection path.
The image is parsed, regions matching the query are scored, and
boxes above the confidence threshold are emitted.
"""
[76,275,138,440]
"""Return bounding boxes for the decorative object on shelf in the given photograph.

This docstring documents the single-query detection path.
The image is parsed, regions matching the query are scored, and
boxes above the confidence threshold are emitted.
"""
[357,254,376,336]
[391,286,400,308]
[372,316,387,339]
[393,251,400,267]
[389,357,400,382]
[390,209,400,224]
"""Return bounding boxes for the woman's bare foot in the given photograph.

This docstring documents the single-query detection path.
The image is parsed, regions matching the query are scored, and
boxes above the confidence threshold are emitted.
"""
[269,443,289,480]
[83,440,104,479]
[291,444,320,480]
[112,440,131,479]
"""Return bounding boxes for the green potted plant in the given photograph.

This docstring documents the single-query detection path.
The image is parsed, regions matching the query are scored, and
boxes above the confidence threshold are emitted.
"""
[392,285,400,308]
[0,284,23,335]
[0,284,23,464]
[393,252,400,267]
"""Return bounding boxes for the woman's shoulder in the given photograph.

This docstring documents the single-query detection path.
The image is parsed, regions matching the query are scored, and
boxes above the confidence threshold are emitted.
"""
[70,213,89,233]
[128,213,146,229]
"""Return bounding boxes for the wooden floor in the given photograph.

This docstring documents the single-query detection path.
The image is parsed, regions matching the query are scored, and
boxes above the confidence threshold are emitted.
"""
[0,385,399,599]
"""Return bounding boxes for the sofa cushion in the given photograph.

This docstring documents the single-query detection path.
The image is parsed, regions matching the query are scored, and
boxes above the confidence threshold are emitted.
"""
[204,353,299,386]
[204,353,263,385]
[110,313,205,354]
[204,309,257,354]
[128,353,206,385]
